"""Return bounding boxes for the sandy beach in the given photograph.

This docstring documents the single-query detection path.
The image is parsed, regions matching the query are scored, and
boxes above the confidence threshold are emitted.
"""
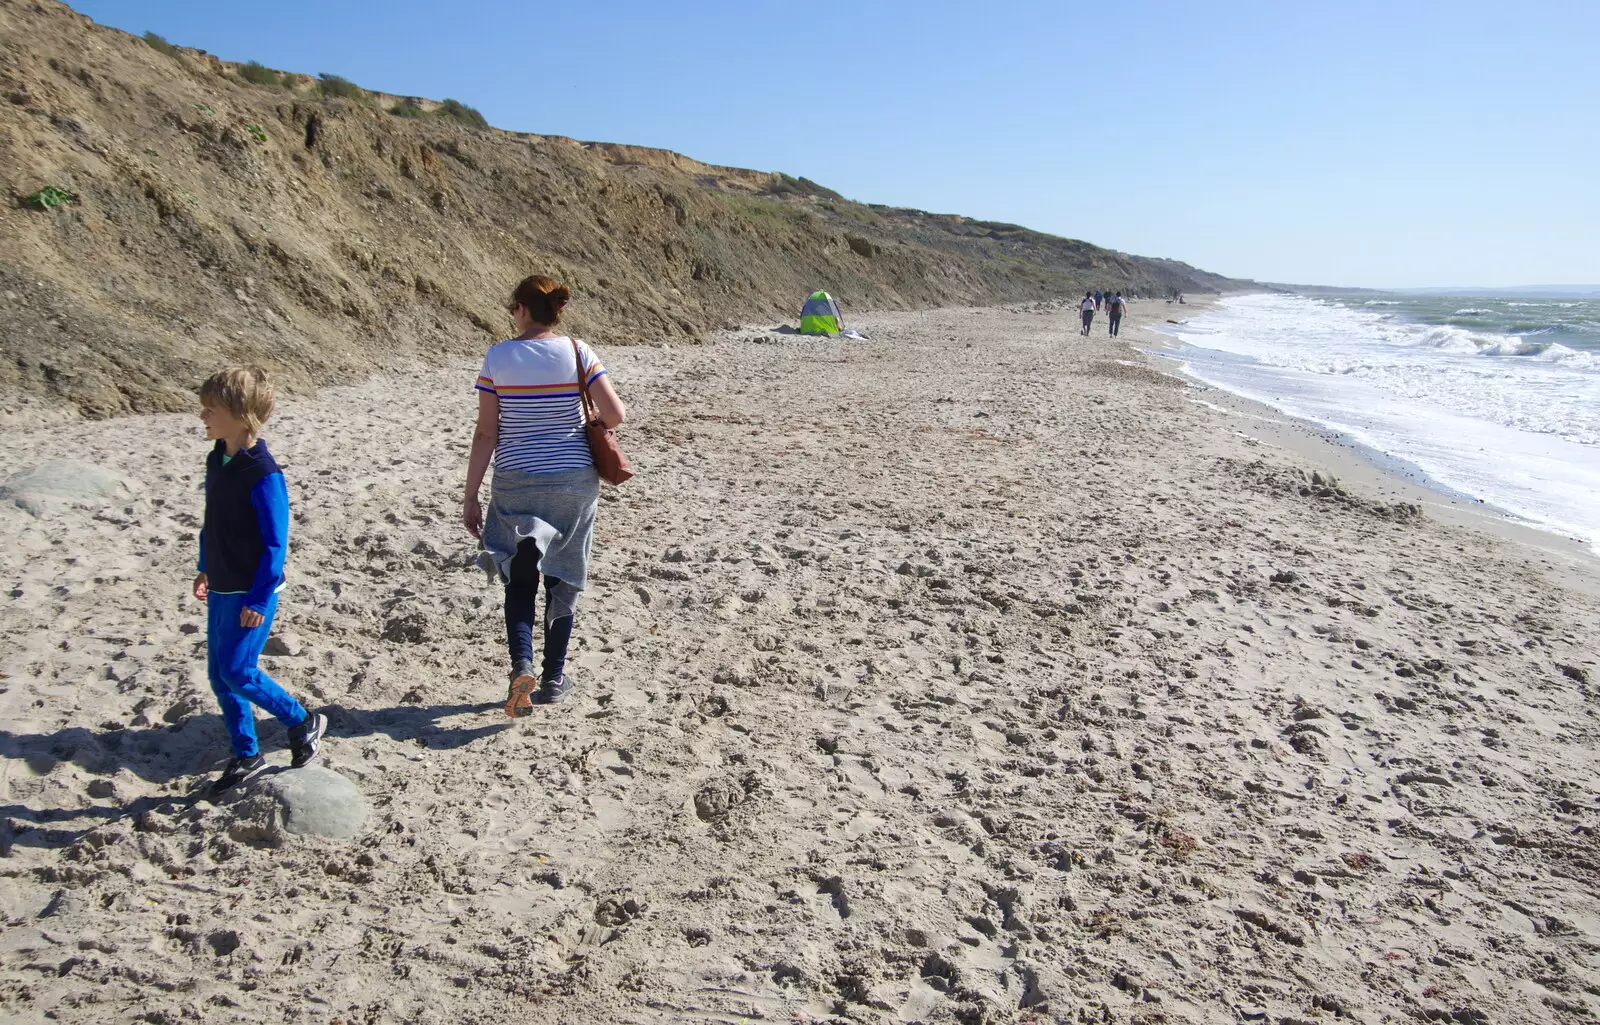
[2,298,1598,1024]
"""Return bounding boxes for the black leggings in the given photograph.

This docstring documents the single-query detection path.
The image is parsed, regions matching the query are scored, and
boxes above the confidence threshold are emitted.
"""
[504,538,577,681]
[1108,313,1122,336]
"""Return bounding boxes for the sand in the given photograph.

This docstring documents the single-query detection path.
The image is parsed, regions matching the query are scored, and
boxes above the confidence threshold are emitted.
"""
[2,298,1598,1024]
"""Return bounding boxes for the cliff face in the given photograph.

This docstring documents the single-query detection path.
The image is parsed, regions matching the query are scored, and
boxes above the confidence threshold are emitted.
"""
[0,0,1245,419]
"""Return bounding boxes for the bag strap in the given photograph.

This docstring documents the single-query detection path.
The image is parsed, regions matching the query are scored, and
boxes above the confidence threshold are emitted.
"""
[569,337,599,424]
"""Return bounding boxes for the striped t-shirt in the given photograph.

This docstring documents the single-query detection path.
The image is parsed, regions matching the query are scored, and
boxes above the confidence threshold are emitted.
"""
[475,336,607,474]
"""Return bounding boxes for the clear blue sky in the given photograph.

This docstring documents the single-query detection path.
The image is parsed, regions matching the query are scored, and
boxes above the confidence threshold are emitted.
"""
[70,0,1600,288]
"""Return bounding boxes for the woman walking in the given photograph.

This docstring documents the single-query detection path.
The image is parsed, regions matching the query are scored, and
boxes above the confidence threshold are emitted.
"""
[463,276,625,715]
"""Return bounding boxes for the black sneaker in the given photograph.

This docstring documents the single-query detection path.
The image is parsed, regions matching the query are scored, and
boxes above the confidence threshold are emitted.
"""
[210,754,268,796]
[534,674,573,704]
[287,711,327,768]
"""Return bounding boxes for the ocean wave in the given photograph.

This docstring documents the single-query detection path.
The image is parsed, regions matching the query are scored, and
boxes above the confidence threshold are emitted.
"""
[1407,324,1598,366]
[1173,294,1600,538]
[1363,300,1401,305]
[1453,308,1493,315]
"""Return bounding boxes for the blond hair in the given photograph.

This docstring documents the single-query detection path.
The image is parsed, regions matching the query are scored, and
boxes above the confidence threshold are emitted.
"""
[199,365,276,433]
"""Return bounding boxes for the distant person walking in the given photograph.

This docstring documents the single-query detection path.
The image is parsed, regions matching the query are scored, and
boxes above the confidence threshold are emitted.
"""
[1093,289,1103,311]
[463,275,626,715]
[1106,292,1126,337]
[1079,292,1096,336]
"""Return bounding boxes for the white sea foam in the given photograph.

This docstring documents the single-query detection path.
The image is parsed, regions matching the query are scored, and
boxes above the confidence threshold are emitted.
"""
[1407,324,1598,366]
[1163,293,1600,544]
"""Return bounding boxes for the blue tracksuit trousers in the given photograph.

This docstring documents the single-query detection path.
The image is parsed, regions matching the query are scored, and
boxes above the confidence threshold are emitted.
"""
[206,591,305,757]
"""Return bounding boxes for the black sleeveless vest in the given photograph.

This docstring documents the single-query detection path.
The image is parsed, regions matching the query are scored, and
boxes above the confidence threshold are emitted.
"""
[202,440,282,594]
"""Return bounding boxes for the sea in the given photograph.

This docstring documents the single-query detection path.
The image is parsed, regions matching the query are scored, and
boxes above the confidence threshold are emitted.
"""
[1150,291,1600,545]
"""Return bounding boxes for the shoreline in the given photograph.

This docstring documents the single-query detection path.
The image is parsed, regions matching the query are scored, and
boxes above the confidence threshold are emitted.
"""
[1122,297,1600,588]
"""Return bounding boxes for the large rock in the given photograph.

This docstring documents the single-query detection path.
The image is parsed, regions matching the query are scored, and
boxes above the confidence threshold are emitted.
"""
[227,766,368,844]
[268,766,369,840]
[0,460,132,516]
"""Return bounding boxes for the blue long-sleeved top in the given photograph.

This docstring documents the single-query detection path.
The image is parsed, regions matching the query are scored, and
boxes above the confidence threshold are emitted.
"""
[197,440,289,612]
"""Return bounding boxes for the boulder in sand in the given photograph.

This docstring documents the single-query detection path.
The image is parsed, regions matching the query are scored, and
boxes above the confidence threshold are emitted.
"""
[0,460,132,516]
[226,766,369,845]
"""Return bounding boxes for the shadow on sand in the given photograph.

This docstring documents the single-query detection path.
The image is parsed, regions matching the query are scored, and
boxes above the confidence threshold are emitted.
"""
[0,700,508,851]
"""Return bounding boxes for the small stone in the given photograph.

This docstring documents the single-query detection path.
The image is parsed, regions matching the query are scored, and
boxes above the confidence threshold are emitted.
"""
[263,632,304,656]
[380,613,432,644]
[693,777,746,821]
[207,929,241,956]
[1290,732,1322,755]
[163,694,204,724]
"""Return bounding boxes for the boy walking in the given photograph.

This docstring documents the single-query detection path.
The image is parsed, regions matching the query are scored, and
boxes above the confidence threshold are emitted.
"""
[193,366,326,795]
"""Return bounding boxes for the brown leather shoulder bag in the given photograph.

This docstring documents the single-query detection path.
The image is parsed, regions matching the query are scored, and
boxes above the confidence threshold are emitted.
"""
[571,338,634,486]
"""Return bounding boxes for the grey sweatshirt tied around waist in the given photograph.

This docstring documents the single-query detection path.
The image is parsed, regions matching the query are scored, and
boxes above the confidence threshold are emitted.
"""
[477,466,600,600]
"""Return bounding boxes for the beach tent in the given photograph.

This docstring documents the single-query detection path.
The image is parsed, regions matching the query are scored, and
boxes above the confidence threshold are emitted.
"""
[798,290,844,335]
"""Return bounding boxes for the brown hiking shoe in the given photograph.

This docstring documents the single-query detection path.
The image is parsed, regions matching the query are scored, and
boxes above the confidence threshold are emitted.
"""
[504,666,537,718]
